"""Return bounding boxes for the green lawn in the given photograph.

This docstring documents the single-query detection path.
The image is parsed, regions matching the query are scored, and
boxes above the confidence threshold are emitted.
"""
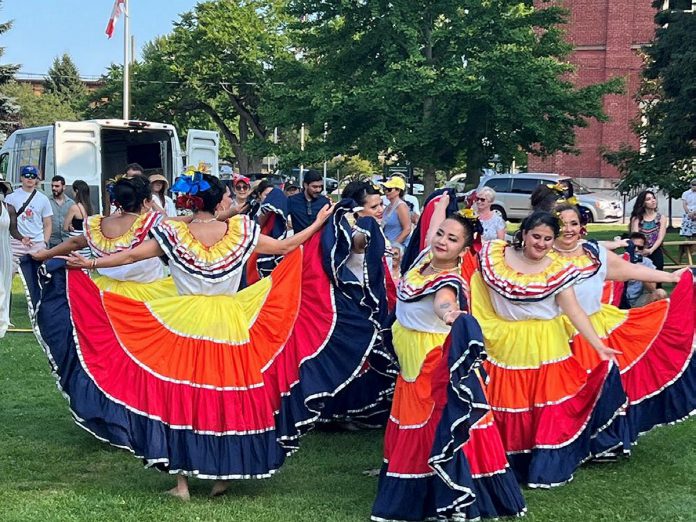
[2,268,696,521]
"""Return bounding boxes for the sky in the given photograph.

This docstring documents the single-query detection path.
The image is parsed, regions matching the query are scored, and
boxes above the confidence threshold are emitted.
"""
[1,0,199,78]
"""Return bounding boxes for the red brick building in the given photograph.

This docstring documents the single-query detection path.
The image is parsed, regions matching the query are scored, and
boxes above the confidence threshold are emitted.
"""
[528,0,659,189]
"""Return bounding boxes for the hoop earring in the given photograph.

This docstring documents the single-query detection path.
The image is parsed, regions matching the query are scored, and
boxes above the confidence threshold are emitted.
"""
[580,226,587,237]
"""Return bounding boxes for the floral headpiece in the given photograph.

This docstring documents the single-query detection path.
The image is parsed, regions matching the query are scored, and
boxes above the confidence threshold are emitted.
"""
[546,183,578,207]
[456,207,484,252]
[172,169,211,211]
[106,174,126,208]
[458,207,478,221]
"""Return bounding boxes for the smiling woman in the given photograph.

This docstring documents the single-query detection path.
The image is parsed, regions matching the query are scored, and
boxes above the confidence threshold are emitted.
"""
[464,211,630,487]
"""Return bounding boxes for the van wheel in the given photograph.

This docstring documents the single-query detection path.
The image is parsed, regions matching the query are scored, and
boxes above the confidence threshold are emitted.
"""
[579,207,594,223]
[491,205,507,221]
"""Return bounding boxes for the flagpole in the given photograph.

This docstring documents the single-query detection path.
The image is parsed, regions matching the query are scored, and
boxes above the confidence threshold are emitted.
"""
[123,0,130,120]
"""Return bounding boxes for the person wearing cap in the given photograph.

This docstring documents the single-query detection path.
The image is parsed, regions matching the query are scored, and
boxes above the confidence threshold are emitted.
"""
[231,175,252,213]
[287,170,330,233]
[149,173,177,217]
[0,177,31,337]
[381,176,412,252]
[284,184,300,197]
[680,179,696,239]
[5,165,53,273]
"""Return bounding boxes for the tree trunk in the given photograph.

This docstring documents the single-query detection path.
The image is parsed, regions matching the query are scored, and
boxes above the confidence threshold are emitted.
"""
[423,166,436,197]
[466,146,487,189]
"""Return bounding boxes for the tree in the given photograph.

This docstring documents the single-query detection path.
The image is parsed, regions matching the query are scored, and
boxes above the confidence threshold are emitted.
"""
[603,4,696,204]
[1,82,80,127]
[89,1,290,175]
[0,2,19,142]
[44,53,88,114]
[267,0,621,194]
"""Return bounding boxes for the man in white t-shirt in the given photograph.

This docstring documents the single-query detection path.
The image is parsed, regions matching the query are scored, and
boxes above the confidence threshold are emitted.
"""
[5,165,53,272]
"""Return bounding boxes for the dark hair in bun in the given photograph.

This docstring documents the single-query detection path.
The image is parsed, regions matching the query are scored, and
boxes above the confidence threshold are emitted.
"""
[341,180,381,206]
[112,176,152,213]
[197,173,227,214]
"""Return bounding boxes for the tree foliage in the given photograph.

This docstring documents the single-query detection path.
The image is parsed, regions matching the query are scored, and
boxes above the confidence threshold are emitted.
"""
[44,53,88,113]
[1,82,80,128]
[265,0,621,193]
[604,4,696,198]
[0,1,19,142]
[89,1,289,174]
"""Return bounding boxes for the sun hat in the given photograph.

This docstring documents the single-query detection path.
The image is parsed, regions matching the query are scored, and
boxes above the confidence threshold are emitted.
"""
[148,173,169,187]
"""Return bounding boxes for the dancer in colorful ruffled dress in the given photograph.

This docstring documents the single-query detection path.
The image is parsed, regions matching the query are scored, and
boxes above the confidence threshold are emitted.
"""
[468,211,628,487]
[372,194,526,521]
[21,171,379,501]
[319,182,397,427]
[552,203,696,442]
[30,176,176,301]
[245,185,289,285]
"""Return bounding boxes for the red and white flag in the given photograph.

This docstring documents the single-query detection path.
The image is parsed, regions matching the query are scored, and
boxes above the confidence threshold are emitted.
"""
[105,0,126,39]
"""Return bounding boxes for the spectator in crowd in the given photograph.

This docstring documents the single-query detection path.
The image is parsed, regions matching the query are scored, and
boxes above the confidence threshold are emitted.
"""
[149,173,177,217]
[625,232,668,307]
[629,190,667,272]
[5,165,52,272]
[475,186,506,241]
[48,175,75,248]
[284,184,300,197]
[680,178,696,239]
[382,175,421,224]
[1,177,31,337]
[125,163,145,178]
[287,170,330,233]
[381,176,412,252]
[63,180,95,258]
[230,175,252,214]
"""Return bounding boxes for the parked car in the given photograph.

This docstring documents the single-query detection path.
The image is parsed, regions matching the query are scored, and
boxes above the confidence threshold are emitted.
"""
[475,172,622,222]
[440,173,467,195]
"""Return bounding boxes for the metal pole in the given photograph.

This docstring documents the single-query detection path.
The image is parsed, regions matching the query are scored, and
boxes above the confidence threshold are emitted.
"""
[123,0,130,120]
[299,123,305,185]
[323,122,328,194]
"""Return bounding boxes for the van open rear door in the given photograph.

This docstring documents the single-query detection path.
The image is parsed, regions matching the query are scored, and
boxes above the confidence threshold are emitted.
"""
[54,121,102,209]
[186,130,219,176]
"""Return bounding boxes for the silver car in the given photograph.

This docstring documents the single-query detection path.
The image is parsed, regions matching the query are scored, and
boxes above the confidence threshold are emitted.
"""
[477,173,622,222]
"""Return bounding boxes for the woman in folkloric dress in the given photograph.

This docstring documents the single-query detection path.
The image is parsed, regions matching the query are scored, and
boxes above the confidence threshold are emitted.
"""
[373,193,526,521]
[23,170,382,501]
[31,176,175,301]
[467,211,628,487]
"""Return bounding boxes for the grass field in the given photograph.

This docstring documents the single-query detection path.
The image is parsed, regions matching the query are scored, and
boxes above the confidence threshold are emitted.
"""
[2,225,695,521]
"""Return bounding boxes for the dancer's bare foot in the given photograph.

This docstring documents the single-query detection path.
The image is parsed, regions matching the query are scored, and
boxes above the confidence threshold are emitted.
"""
[166,476,190,501]
[210,480,229,498]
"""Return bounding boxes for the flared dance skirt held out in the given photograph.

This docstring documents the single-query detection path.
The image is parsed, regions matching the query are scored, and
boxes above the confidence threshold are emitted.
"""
[469,271,629,487]
[19,239,375,480]
[372,317,526,521]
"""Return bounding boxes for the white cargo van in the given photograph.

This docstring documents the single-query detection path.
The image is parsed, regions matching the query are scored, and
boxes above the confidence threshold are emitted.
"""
[0,119,219,213]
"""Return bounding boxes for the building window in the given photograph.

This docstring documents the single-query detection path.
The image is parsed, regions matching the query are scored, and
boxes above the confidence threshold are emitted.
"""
[667,0,694,11]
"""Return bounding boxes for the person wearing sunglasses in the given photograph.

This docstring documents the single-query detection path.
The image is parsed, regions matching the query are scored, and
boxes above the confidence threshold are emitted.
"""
[230,175,252,213]
[5,165,53,273]
[381,176,412,252]
[624,232,668,307]
[475,187,506,241]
